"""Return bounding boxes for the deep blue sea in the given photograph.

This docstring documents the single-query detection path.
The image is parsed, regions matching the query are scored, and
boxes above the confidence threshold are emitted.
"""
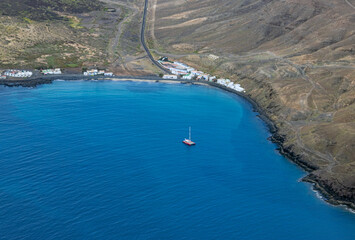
[0,80,354,240]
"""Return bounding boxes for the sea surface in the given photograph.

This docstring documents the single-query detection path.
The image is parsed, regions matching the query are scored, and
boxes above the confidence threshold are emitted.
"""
[0,80,354,240]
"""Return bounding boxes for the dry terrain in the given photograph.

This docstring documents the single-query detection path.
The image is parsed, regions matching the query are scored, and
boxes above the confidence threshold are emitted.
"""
[146,0,355,207]
[0,0,156,75]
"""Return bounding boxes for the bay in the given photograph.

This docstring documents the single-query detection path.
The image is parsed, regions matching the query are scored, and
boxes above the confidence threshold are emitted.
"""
[0,80,354,240]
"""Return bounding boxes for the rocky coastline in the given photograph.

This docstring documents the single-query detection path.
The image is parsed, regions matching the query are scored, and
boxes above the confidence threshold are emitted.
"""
[0,78,54,87]
[0,75,162,87]
[1,75,354,212]
[183,81,355,212]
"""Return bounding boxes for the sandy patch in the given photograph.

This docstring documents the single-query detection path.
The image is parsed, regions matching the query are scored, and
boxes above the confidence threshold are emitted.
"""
[161,9,200,20]
[158,17,207,30]
[208,54,219,60]
[171,43,195,52]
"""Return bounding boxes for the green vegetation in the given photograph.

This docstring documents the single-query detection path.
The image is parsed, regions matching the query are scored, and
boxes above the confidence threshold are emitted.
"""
[66,63,79,68]
[68,16,83,29]
[0,0,151,74]
[0,0,124,70]
[23,17,33,24]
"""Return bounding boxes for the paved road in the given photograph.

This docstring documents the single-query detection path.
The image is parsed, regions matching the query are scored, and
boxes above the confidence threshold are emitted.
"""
[141,0,170,73]
[345,0,355,10]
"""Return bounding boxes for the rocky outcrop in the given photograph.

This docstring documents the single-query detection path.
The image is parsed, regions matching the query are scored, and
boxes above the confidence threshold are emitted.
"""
[304,172,355,209]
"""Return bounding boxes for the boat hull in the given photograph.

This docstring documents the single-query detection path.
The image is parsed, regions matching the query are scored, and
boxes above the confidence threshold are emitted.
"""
[183,140,196,146]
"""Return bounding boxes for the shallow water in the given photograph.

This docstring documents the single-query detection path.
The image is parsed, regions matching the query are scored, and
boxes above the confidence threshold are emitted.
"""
[0,80,354,240]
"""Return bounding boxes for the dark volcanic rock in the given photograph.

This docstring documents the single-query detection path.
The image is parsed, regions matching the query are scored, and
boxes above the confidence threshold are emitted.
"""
[304,171,355,209]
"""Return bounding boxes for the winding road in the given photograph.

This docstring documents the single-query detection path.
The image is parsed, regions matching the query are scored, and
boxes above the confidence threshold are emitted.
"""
[141,0,170,73]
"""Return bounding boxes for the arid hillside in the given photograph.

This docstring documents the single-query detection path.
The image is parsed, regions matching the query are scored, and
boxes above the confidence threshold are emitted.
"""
[147,0,355,207]
[0,0,156,75]
[0,0,110,69]
[150,0,355,61]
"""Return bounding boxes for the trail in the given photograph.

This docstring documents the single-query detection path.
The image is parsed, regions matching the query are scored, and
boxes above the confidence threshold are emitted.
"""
[100,0,139,69]
[345,0,355,10]
[264,52,338,167]
[140,0,170,73]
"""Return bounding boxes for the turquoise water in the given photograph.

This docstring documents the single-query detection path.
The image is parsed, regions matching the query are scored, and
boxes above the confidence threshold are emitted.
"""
[0,80,354,240]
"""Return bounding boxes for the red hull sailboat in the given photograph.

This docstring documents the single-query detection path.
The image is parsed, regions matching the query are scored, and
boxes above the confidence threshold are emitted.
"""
[183,127,195,146]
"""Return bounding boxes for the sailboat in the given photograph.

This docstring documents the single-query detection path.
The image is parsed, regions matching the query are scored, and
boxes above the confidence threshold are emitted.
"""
[183,127,196,146]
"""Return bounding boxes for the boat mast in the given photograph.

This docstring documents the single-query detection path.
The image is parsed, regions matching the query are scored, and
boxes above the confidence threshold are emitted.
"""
[189,126,191,140]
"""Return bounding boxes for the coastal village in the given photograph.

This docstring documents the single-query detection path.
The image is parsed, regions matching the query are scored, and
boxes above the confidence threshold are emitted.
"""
[158,57,245,92]
[1,70,33,78]
[0,68,114,79]
[83,69,114,76]
[0,58,244,93]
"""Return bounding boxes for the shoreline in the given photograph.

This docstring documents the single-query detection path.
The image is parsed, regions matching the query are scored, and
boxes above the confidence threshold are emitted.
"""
[0,75,163,87]
[1,75,354,212]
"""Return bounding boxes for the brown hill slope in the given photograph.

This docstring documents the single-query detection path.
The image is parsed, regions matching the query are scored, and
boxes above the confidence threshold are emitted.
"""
[0,0,155,75]
[147,0,355,207]
[0,0,112,69]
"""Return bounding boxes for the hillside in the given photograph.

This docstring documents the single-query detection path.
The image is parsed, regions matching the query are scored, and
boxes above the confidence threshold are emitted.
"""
[0,0,103,20]
[146,0,355,207]
[0,0,155,75]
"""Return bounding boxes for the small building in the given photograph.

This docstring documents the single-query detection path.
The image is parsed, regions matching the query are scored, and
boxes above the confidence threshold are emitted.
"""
[171,69,188,75]
[4,70,32,78]
[0,75,6,79]
[191,70,204,76]
[42,68,62,75]
[104,72,114,76]
[217,78,245,92]
[106,8,116,12]
[174,62,195,72]
[162,75,178,79]
[201,74,210,80]
[84,69,99,76]
[159,56,169,62]
[196,75,204,81]
[208,76,217,82]
[182,73,193,80]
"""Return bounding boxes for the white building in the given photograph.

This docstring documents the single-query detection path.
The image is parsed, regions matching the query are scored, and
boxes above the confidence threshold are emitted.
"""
[4,70,32,78]
[174,62,195,72]
[162,75,178,79]
[83,69,99,76]
[182,73,193,80]
[42,68,62,75]
[208,76,217,82]
[217,78,245,92]
[170,68,188,75]
[201,74,210,80]
[191,70,204,76]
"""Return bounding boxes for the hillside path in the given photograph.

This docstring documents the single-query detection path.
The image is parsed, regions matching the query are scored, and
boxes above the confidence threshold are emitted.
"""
[140,0,169,73]
[345,0,355,9]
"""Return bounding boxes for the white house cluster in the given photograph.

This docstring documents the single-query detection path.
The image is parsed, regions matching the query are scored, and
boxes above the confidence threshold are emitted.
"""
[158,57,245,92]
